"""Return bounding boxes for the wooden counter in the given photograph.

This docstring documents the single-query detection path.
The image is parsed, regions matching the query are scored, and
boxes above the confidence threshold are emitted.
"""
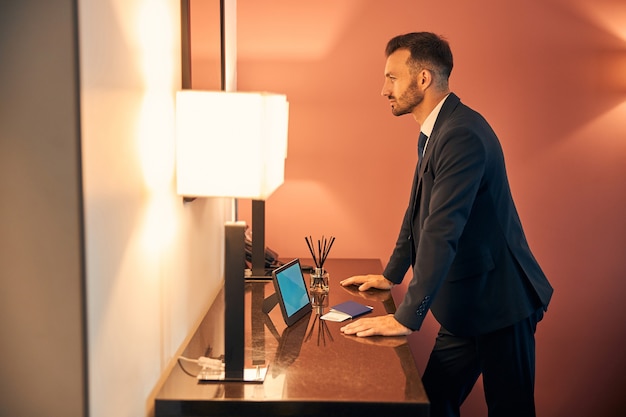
[155,258,429,417]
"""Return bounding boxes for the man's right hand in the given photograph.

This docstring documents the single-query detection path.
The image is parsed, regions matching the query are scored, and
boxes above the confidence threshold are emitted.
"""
[339,274,394,291]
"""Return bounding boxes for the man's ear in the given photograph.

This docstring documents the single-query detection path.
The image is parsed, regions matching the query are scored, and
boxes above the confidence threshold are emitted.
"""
[419,68,432,90]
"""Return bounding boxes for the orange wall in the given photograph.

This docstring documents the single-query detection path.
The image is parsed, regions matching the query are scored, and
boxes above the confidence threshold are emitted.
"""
[194,0,626,415]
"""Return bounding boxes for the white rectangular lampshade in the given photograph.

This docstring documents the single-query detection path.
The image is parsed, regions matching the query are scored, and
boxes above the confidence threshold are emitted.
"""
[176,90,289,199]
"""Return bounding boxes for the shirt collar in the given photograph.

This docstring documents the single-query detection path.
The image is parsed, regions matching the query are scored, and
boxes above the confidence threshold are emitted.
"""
[420,93,450,139]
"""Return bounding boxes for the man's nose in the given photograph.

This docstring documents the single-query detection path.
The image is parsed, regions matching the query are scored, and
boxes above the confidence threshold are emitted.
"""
[381,83,390,97]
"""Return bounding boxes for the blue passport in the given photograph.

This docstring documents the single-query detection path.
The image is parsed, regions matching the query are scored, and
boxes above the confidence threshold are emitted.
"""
[327,300,373,319]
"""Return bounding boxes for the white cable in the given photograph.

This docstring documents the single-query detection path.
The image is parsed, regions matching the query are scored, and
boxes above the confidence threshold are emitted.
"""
[179,355,224,371]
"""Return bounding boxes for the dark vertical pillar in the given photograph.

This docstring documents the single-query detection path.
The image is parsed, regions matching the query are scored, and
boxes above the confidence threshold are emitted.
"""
[251,199,266,277]
[180,0,191,89]
[224,221,245,379]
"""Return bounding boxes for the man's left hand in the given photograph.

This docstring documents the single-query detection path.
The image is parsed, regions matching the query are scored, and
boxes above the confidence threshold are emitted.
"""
[340,314,412,337]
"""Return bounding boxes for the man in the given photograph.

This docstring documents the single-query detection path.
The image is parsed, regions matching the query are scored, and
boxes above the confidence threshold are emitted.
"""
[339,32,553,417]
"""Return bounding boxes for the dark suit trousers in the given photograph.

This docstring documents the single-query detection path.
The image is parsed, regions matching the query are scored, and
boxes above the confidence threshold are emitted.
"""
[422,309,543,417]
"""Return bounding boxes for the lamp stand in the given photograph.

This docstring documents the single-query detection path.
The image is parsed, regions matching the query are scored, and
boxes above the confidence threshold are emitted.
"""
[198,221,267,383]
[248,199,272,279]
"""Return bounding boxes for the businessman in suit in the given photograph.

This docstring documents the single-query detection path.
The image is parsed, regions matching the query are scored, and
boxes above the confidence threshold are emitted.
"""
[340,32,553,417]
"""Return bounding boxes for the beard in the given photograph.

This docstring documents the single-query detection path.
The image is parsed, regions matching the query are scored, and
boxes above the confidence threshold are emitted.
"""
[390,79,423,116]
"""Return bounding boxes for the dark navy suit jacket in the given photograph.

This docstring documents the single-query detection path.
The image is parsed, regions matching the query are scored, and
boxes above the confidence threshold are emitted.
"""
[383,93,553,336]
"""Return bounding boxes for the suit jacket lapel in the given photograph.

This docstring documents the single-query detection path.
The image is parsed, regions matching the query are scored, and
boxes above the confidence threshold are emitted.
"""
[412,93,461,219]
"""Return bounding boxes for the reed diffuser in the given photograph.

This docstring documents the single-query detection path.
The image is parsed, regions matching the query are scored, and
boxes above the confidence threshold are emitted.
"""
[305,235,335,294]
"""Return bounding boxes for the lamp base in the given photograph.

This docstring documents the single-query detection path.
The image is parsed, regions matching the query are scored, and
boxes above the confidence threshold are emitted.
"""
[197,365,269,383]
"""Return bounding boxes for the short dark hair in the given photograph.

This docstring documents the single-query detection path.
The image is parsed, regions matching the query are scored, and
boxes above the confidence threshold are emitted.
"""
[385,32,453,83]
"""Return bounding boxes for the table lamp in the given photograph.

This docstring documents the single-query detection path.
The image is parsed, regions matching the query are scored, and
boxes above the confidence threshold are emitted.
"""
[175,90,289,381]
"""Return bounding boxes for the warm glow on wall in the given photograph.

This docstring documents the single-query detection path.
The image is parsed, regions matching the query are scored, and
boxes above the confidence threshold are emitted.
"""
[600,53,626,92]
[577,0,626,43]
[135,0,180,254]
[237,0,360,60]
[138,91,176,191]
[138,91,178,256]
[137,0,176,88]
[142,192,178,256]
[135,0,178,192]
